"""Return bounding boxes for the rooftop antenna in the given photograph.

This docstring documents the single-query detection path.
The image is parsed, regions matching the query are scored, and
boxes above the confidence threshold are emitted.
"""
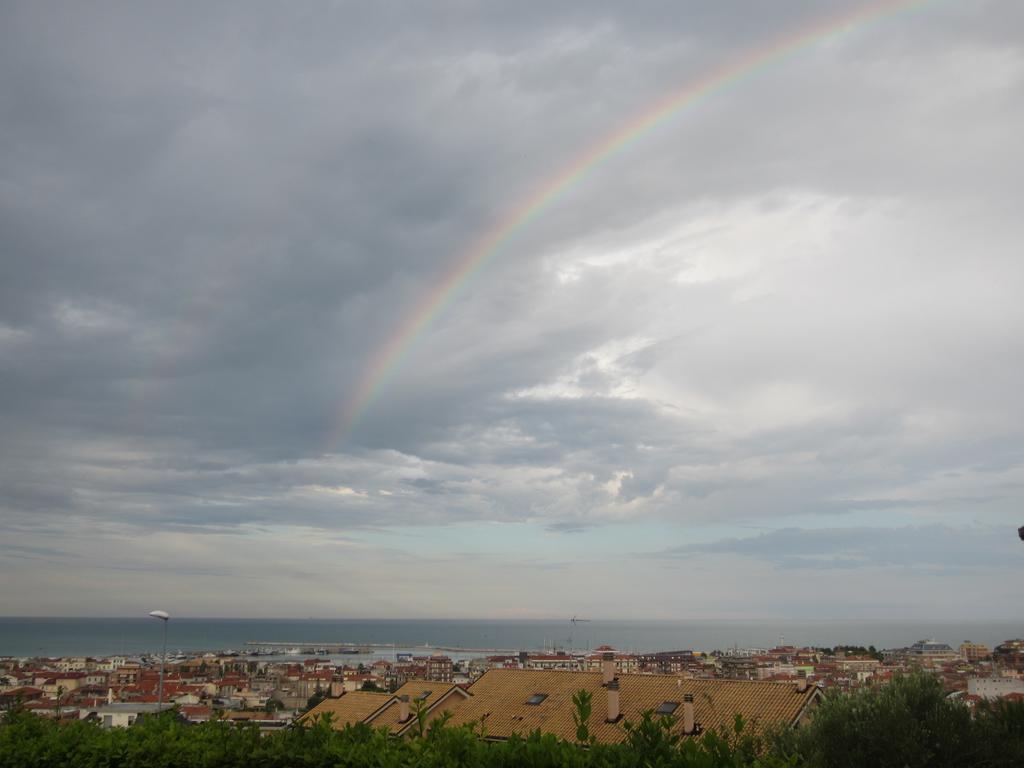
[567,616,590,651]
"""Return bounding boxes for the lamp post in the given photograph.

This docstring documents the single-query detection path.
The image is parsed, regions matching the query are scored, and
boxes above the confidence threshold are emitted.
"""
[148,610,170,711]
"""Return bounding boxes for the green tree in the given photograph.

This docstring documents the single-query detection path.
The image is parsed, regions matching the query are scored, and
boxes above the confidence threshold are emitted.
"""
[264,698,284,714]
[571,689,593,745]
[782,671,975,768]
[2,676,1021,768]
[53,686,65,721]
[304,688,326,712]
[971,696,1024,767]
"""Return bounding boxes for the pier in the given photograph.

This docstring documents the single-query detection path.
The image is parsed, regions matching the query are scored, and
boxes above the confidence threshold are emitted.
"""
[245,641,527,654]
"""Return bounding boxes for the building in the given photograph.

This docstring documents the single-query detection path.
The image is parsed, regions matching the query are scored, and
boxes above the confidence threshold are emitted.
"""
[300,689,392,727]
[718,655,759,680]
[834,655,880,678]
[959,642,990,662]
[352,681,470,736]
[300,680,470,737]
[585,650,639,676]
[904,640,958,665]
[79,702,168,729]
[217,710,290,733]
[111,664,140,686]
[638,650,701,676]
[523,653,583,672]
[967,676,1024,700]
[39,672,89,694]
[301,669,819,745]
[425,655,454,683]
[441,668,819,743]
[0,687,44,709]
[993,640,1024,672]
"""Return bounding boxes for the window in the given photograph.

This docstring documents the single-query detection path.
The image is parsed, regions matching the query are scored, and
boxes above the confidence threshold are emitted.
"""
[416,691,432,701]
[525,693,548,705]
[655,701,680,716]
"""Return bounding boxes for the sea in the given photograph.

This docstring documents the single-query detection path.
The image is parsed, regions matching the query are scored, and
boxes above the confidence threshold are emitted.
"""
[1,618,1021,660]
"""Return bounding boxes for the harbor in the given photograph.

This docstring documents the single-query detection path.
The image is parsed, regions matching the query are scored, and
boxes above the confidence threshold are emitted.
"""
[244,641,524,656]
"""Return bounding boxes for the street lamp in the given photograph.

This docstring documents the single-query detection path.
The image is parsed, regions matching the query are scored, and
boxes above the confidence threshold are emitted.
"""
[148,610,170,711]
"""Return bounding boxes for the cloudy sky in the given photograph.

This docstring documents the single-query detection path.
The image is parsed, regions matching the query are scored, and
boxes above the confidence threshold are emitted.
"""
[2,1,1023,620]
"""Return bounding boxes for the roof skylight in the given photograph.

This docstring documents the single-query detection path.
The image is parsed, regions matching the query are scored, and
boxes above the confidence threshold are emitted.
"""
[656,701,680,716]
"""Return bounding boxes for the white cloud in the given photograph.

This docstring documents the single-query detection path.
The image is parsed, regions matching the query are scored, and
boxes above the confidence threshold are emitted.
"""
[1,1,1022,618]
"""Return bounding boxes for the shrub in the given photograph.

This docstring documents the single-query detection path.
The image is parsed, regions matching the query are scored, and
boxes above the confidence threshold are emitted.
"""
[3,678,1023,768]
[775,671,1024,768]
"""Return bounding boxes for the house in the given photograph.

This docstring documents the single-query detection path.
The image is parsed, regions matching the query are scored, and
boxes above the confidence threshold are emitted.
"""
[440,668,820,743]
[358,681,470,736]
[180,705,213,723]
[298,689,392,728]
[341,673,379,692]
[79,702,168,728]
[299,680,470,737]
[40,672,89,694]
[0,686,44,709]
[302,668,819,745]
[216,710,290,733]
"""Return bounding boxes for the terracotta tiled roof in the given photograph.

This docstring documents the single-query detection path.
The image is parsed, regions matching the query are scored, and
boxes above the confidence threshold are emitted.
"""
[1,686,44,698]
[443,669,817,744]
[298,691,391,728]
[370,681,467,735]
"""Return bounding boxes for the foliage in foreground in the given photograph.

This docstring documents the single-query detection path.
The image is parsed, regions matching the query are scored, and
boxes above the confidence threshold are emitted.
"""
[774,671,1024,768]
[0,705,788,768]
[1,672,1022,768]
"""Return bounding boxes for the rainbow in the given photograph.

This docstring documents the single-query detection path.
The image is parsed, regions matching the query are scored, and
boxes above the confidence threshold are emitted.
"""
[329,0,931,448]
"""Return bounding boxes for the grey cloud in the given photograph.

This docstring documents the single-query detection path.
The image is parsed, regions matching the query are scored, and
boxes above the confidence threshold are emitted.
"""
[2,1,1024,616]
[545,521,594,534]
[657,525,1023,569]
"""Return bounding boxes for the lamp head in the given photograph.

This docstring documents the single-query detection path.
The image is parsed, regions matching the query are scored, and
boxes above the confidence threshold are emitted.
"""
[148,610,170,621]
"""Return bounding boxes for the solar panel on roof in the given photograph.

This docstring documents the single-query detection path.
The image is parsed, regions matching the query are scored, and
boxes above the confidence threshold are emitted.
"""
[416,691,432,700]
[525,693,548,705]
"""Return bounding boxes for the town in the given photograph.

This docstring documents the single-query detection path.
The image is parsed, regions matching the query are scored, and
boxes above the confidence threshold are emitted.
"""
[3,636,1022,738]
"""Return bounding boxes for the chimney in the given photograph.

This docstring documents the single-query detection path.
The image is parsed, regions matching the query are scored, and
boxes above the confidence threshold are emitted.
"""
[605,678,620,722]
[796,670,808,693]
[398,695,410,723]
[602,652,615,684]
[682,693,695,734]
[106,688,114,705]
